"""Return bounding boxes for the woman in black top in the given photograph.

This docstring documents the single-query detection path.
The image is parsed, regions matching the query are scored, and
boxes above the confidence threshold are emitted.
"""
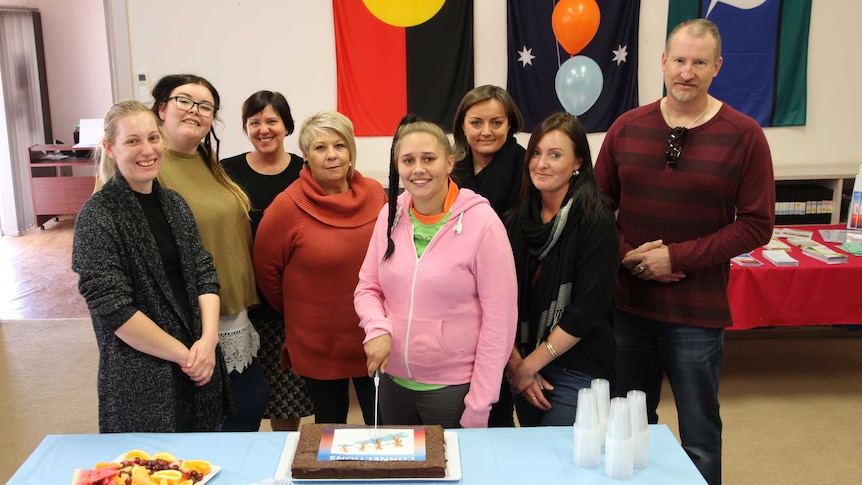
[451,85,526,426]
[504,112,618,427]
[221,91,313,431]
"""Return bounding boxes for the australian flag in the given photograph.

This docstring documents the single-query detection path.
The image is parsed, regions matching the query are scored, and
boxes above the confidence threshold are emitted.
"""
[507,0,640,132]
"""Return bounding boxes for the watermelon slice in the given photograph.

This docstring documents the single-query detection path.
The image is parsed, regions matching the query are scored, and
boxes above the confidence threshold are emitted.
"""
[71,464,119,485]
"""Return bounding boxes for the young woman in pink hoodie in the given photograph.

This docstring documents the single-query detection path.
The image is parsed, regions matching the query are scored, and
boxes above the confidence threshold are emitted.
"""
[354,118,517,428]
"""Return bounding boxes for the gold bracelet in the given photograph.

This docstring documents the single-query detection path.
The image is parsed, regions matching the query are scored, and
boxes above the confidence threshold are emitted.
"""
[545,340,559,359]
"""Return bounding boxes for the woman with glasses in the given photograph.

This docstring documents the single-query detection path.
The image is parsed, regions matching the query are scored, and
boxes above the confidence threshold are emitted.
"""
[504,112,618,427]
[221,90,313,431]
[253,111,386,426]
[151,74,269,432]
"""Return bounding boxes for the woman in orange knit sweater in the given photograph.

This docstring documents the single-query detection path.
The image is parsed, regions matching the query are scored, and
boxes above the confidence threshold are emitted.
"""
[253,111,387,424]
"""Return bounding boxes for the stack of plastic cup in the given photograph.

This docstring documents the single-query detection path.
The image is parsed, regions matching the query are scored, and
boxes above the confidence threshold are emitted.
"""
[627,389,650,468]
[605,397,634,480]
[572,388,601,468]
[591,378,611,449]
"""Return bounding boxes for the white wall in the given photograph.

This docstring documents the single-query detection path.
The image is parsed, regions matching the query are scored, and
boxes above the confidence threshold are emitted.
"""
[112,0,861,183]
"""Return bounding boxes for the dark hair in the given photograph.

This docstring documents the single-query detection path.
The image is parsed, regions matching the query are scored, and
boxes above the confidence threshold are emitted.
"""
[517,112,608,222]
[383,114,423,261]
[150,74,221,163]
[240,90,295,135]
[150,74,250,214]
[451,85,523,161]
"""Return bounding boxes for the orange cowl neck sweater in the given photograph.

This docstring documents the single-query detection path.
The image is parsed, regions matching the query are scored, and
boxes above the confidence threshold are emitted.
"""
[253,169,387,379]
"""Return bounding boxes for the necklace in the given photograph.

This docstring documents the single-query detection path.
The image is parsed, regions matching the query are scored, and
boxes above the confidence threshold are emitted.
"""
[665,99,710,128]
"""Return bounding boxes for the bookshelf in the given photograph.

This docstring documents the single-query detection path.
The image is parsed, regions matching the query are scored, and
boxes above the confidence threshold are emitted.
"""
[28,144,96,229]
[773,163,858,225]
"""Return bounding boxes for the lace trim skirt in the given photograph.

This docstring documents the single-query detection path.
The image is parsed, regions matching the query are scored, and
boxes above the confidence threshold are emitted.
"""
[219,310,261,373]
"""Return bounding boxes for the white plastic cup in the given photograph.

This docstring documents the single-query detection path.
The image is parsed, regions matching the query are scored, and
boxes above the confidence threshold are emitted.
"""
[591,378,611,448]
[573,388,601,468]
[605,397,634,480]
[627,390,650,468]
[575,388,599,429]
[606,397,632,440]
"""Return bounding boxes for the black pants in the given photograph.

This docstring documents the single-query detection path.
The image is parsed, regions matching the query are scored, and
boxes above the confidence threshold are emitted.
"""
[488,377,515,427]
[303,376,376,425]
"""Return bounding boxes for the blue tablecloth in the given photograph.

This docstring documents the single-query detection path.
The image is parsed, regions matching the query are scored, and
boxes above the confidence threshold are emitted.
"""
[9,425,705,484]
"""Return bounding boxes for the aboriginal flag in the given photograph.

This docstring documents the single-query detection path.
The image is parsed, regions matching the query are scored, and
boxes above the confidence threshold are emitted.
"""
[668,0,811,127]
[507,0,640,132]
[334,0,473,136]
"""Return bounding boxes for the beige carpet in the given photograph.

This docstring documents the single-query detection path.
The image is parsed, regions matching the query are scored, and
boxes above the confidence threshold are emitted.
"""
[3,318,862,484]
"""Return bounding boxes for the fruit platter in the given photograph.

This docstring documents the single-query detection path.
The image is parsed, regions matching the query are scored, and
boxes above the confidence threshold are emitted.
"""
[71,449,219,485]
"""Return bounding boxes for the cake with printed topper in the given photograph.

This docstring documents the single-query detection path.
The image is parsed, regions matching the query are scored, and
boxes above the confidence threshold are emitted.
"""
[290,423,447,479]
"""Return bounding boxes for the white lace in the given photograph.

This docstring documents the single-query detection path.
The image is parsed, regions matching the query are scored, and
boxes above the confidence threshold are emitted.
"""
[218,310,260,373]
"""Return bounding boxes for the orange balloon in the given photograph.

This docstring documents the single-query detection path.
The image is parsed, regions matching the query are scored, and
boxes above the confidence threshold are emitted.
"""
[552,0,601,56]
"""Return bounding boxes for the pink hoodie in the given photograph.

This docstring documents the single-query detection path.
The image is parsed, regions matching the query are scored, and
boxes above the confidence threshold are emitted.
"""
[354,188,517,428]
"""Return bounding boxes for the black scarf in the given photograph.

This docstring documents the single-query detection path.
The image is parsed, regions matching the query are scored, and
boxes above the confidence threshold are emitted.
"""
[454,136,523,216]
[508,188,579,356]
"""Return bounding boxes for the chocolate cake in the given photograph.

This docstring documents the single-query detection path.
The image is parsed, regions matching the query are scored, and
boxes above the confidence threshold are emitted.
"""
[291,423,447,479]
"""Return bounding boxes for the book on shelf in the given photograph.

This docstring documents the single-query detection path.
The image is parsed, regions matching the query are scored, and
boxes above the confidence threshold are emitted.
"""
[801,245,849,264]
[762,250,800,266]
[731,253,763,267]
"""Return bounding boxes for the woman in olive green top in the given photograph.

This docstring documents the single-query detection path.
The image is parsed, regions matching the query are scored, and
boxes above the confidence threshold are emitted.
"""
[151,74,268,432]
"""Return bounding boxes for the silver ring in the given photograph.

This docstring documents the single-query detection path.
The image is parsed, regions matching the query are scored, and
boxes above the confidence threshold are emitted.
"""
[637,264,646,273]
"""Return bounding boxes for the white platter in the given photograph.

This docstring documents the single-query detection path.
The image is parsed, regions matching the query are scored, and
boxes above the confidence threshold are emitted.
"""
[110,454,221,484]
[275,431,462,482]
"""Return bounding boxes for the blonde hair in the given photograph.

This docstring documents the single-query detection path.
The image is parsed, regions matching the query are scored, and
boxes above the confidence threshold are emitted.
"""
[94,100,164,192]
[298,111,358,178]
[393,121,453,160]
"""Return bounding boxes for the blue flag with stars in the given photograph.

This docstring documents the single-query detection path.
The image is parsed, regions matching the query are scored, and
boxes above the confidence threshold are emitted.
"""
[507,0,640,132]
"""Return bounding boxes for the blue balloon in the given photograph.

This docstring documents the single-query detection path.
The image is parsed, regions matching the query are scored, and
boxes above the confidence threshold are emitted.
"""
[555,55,603,116]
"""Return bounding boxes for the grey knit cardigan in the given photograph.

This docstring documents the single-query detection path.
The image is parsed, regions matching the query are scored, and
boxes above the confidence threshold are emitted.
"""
[72,175,230,432]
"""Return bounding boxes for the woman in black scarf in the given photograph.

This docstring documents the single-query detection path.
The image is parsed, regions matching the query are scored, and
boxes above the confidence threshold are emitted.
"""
[504,112,618,426]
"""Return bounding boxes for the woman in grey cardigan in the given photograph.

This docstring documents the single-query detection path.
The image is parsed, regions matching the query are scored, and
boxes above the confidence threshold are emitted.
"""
[72,100,230,432]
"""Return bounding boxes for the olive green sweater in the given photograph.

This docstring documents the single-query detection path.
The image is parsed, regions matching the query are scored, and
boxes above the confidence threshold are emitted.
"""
[158,149,259,315]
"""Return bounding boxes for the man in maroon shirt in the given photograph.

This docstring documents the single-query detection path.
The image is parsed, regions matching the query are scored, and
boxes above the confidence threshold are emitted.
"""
[595,19,775,485]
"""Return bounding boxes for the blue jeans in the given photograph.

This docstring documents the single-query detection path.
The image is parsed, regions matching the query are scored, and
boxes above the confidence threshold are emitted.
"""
[514,364,593,427]
[613,309,724,485]
[220,358,270,432]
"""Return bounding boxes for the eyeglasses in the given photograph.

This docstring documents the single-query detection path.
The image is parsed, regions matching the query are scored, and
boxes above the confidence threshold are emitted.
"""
[665,126,687,167]
[168,96,216,118]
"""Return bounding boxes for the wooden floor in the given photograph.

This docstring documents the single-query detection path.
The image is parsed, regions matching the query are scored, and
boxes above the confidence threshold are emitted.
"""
[0,216,89,321]
[2,216,862,484]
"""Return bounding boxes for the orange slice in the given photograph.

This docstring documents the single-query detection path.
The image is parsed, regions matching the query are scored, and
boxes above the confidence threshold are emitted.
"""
[124,449,150,461]
[180,459,212,475]
[151,451,178,463]
[151,469,184,483]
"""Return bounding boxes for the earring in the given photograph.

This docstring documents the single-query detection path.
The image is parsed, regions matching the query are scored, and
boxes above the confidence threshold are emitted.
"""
[572,170,580,178]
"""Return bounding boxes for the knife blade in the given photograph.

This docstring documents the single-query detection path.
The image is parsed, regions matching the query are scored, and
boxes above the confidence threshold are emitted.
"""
[373,368,380,438]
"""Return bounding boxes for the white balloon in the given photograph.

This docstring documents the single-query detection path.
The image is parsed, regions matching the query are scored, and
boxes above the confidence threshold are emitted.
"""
[555,55,603,116]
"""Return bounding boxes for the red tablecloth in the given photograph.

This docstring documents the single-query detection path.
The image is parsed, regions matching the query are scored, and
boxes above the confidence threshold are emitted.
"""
[727,225,862,330]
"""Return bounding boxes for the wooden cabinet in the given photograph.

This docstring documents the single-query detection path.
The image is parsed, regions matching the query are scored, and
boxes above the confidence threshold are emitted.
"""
[28,144,96,229]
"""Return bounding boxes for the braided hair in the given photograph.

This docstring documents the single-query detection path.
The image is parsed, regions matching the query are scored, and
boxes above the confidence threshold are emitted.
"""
[383,114,423,261]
